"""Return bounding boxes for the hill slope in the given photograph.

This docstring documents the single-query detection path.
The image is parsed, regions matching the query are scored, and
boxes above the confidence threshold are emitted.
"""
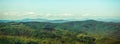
[0,20,120,44]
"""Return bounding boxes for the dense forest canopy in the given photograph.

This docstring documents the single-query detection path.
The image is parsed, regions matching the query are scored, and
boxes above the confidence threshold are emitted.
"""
[0,20,120,44]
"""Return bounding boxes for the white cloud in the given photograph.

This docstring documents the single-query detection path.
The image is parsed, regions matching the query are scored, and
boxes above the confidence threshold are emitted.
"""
[60,13,73,17]
[0,11,120,21]
[26,12,35,15]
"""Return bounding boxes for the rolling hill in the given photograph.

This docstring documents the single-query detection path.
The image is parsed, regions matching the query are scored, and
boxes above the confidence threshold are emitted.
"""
[0,19,120,44]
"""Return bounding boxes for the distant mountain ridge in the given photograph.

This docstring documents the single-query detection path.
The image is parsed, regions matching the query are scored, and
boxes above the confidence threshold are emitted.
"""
[0,19,70,23]
[0,18,120,23]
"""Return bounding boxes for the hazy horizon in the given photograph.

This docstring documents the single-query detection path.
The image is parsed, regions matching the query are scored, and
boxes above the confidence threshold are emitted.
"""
[0,0,120,21]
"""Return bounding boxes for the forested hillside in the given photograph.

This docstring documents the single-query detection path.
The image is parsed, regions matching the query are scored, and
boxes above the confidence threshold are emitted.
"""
[0,20,120,44]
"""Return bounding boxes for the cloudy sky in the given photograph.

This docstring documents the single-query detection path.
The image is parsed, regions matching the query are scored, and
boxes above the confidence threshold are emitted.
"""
[0,0,120,21]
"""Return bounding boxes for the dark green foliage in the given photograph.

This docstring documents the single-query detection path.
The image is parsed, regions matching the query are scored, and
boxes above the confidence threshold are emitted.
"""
[0,37,10,44]
[27,41,38,44]
[78,36,96,44]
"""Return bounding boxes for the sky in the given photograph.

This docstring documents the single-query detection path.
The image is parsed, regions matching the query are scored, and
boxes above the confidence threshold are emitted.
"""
[0,0,120,21]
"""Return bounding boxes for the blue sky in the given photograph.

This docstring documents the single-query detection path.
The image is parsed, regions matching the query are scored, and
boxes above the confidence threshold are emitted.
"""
[0,0,120,21]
